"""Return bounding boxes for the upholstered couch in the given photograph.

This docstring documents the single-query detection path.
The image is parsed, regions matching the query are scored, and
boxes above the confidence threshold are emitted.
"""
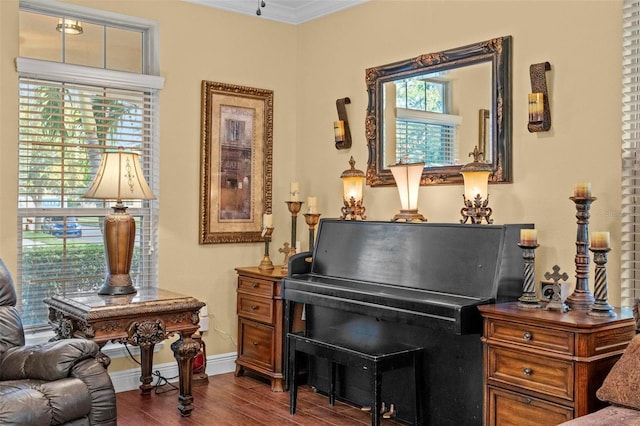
[0,259,117,425]
[560,312,640,426]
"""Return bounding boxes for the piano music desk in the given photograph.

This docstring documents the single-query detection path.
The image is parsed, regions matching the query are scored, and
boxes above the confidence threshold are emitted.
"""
[479,302,635,425]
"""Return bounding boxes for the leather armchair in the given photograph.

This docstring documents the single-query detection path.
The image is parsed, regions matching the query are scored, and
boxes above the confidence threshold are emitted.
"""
[0,259,117,425]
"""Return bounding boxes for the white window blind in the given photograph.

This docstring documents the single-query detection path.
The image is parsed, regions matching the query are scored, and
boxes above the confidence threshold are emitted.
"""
[622,0,640,306]
[395,108,461,166]
[17,76,159,329]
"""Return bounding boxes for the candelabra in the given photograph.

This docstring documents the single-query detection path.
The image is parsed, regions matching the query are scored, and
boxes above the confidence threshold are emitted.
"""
[565,195,596,310]
[517,242,541,308]
[303,213,321,251]
[588,247,615,317]
[280,201,303,273]
[258,226,274,271]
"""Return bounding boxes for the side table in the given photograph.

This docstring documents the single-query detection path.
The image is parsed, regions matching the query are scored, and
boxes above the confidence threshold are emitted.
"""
[44,288,205,416]
[479,302,635,425]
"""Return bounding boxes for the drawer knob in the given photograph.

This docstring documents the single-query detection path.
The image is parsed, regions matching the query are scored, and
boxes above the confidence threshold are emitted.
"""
[252,341,259,346]
[251,282,259,288]
[250,305,259,310]
[523,331,532,341]
[523,368,533,376]
[523,397,532,405]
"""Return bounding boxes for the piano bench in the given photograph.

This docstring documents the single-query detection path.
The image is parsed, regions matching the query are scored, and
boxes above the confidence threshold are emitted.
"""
[287,331,424,426]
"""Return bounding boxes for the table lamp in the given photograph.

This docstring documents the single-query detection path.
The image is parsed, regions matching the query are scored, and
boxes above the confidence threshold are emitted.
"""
[83,147,156,295]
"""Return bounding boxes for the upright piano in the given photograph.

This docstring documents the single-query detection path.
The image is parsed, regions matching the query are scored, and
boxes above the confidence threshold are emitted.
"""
[283,219,531,425]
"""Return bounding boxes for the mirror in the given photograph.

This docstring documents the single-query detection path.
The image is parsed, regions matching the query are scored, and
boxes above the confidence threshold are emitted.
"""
[365,36,512,186]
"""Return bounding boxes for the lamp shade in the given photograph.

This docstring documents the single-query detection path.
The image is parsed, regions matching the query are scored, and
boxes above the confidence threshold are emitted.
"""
[390,162,424,210]
[340,156,365,202]
[461,169,490,201]
[83,147,156,202]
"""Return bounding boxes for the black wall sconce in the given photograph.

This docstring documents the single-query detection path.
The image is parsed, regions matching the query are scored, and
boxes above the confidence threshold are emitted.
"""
[528,62,551,132]
[334,97,352,150]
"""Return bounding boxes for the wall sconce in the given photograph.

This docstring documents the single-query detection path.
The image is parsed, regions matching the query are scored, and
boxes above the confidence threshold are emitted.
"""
[528,61,551,132]
[56,18,83,35]
[334,97,352,150]
[340,156,366,220]
[389,161,426,222]
[460,146,493,224]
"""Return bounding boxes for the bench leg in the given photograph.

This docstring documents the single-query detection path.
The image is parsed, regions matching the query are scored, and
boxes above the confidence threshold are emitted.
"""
[329,361,336,406]
[371,365,382,426]
[414,352,424,426]
[289,339,298,415]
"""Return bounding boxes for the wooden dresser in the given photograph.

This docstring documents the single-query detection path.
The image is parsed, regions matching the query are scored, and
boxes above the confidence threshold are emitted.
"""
[479,302,635,425]
[235,266,301,392]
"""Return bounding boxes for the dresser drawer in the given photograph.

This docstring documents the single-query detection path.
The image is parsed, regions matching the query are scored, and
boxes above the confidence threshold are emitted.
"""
[488,386,573,425]
[238,319,274,370]
[486,318,573,355]
[488,346,574,400]
[237,293,274,323]
[238,276,275,297]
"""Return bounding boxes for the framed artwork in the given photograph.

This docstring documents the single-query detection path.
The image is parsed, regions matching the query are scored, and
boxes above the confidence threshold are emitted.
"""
[199,81,273,244]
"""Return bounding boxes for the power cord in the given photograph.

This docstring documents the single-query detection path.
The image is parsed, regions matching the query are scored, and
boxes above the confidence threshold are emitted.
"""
[124,343,179,395]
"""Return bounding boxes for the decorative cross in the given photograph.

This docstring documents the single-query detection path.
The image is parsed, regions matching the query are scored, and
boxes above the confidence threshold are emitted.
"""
[543,265,569,312]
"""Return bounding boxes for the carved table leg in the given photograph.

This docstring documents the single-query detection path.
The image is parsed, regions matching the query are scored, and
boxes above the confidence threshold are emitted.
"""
[138,343,155,394]
[171,331,200,417]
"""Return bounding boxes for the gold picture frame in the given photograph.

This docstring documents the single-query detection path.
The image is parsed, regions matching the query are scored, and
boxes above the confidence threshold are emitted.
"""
[199,81,273,244]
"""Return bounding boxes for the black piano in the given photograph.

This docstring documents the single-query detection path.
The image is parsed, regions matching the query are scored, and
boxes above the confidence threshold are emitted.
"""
[283,219,531,425]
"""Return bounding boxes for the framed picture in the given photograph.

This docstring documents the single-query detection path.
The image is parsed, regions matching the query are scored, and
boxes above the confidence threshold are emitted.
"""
[199,81,273,244]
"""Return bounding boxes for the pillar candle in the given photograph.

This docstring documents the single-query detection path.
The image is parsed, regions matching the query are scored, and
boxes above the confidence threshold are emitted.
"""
[591,231,610,249]
[263,213,273,228]
[573,182,592,198]
[307,196,318,214]
[290,182,300,201]
[520,229,538,246]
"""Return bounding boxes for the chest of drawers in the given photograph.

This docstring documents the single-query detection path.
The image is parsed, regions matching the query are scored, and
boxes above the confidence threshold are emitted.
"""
[235,266,287,391]
[479,302,635,425]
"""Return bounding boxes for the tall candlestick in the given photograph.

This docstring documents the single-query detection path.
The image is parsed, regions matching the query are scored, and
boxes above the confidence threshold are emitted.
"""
[566,193,596,310]
[588,246,615,317]
[258,226,275,271]
[517,239,541,309]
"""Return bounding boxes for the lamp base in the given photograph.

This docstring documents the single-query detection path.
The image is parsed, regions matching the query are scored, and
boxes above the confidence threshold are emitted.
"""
[98,274,137,295]
[391,210,427,222]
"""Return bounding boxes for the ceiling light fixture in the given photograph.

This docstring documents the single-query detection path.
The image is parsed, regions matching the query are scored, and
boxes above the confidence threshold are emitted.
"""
[56,18,83,35]
[256,0,266,16]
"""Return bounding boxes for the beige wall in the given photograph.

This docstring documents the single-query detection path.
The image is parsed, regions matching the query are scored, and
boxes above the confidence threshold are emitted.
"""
[0,0,624,369]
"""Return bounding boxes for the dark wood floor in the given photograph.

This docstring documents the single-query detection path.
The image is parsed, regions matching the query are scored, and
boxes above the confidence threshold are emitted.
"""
[116,372,404,425]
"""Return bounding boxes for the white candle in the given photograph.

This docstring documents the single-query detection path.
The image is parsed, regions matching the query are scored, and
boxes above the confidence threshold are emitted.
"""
[307,196,318,214]
[591,231,610,250]
[574,182,592,198]
[263,213,273,228]
[520,229,538,246]
[290,182,300,201]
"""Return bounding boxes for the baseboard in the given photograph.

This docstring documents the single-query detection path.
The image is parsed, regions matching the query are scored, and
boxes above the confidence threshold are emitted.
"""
[110,351,237,393]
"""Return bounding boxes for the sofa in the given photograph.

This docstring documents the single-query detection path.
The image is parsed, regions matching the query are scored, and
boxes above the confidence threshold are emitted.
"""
[559,305,640,425]
[0,259,117,425]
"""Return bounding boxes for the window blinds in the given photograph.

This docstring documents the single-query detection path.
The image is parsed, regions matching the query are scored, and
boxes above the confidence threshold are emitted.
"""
[17,77,159,329]
[622,0,640,306]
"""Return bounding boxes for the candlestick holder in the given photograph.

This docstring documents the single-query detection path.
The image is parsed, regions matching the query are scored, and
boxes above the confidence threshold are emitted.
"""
[518,242,541,308]
[303,213,321,251]
[588,247,616,317]
[258,226,275,271]
[281,201,303,273]
[565,196,596,310]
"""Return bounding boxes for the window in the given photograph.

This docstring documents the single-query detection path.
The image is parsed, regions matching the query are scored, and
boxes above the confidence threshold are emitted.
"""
[622,0,640,307]
[17,3,163,330]
[390,75,461,166]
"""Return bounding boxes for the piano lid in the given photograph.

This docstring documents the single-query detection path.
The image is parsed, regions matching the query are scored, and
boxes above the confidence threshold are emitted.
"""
[308,220,527,300]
